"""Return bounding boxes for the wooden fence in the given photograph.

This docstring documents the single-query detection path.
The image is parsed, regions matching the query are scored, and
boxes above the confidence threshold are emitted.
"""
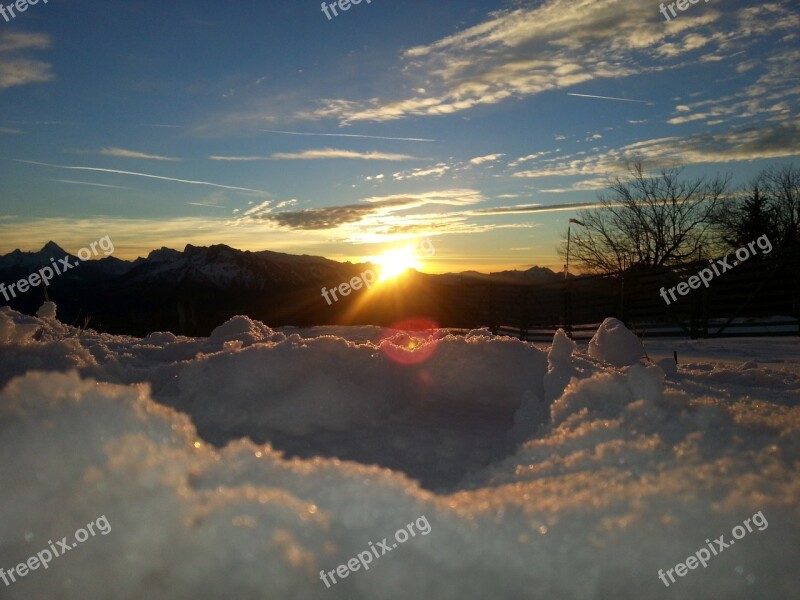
[434,249,800,341]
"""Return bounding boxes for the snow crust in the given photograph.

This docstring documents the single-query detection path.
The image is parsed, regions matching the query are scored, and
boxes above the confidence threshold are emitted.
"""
[0,304,798,599]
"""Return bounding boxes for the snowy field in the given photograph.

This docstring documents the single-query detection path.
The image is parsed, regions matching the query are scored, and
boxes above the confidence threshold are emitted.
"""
[1,303,798,599]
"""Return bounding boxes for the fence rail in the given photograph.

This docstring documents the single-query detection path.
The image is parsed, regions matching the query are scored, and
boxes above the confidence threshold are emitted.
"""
[435,249,800,341]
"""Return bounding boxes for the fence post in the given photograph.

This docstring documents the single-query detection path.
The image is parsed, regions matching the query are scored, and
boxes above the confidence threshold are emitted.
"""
[620,271,628,326]
[520,286,529,341]
[561,278,573,337]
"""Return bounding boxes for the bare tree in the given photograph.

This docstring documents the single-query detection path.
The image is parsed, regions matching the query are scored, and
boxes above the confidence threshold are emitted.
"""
[760,164,800,250]
[560,160,730,274]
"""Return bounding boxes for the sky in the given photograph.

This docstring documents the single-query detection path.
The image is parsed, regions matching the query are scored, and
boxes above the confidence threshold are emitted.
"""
[0,0,798,273]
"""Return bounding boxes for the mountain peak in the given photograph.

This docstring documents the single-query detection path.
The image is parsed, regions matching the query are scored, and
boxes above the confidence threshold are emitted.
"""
[41,241,67,255]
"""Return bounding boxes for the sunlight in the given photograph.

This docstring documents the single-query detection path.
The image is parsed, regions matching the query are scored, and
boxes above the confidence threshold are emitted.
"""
[374,246,420,281]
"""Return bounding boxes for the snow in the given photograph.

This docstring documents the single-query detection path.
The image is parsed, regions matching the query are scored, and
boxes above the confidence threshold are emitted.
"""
[0,303,798,599]
[35,301,57,320]
[588,317,646,367]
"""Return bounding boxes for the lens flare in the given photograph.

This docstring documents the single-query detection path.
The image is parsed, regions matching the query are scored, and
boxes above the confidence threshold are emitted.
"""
[379,318,441,365]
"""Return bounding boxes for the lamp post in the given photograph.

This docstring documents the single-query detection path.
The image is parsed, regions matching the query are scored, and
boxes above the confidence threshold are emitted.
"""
[563,218,584,337]
[565,218,584,280]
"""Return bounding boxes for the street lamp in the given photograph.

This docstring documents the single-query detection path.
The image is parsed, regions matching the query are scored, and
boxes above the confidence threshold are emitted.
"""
[563,218,585,338]
[565,218,585,280]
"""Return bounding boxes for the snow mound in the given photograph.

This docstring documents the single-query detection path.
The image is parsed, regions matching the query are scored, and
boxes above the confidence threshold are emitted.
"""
[208,315,286,346]
[588,317,645,367]
[36,301,57,319]
[1,309,798,599]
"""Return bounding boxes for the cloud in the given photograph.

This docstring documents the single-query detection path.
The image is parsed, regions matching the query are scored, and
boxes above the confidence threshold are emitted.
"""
[508,151,558,168]
[288,0,694,124]
[359,190,482,207]
[469,154,505,165]
[209,156,273,162]
[512,119,800,178]
[269,148,417,161]
[0,127,23,135]
[0,32,54,90]
[282,0,794,127]
[242,200,272,218]
[15,160,269,194]
[259,129,436,142]
[393,163,452,180]
[468,201,608,216]
[538,178,610,193]
[0,32,50,53]
[665,46,799,126]
[212,149,417,161]
[98,147,181,162]
[236,189,483,230]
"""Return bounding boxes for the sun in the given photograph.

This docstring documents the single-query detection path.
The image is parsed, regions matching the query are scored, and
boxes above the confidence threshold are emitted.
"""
[374,246,420,281]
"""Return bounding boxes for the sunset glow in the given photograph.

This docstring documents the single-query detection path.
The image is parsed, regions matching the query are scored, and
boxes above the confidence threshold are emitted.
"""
[373,246,421,281]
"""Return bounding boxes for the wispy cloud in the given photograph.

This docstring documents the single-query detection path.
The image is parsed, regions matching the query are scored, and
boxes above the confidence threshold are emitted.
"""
[272,148,417,161]
[469,153,505,165]
[209,156,273,162]
[187,202,228,208]
[393,163,451,180]
[512,119,800,178]
[259,129,436,142]
[508,150,558,168]
[0,32,50,53]
[98,147,181,161]
[538,178,610,193]
[665,47,799,126]
[0,31,54,89]
[468,201,608,216]
[15,160,269,194]
[0,127,23,135]
[234,189,482,230]
[213,148,417,161]
[285,0,793,125]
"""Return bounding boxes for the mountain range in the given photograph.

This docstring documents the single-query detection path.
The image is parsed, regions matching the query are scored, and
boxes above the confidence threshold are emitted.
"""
[0,242,561,335]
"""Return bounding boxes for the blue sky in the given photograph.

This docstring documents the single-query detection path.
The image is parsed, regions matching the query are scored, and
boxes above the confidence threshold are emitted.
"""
[0,0,798,272]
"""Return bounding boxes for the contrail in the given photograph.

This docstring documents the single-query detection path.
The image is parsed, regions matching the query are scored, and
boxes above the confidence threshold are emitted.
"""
[14,160,268,194]
[259,129,436,142]
[51,179,132,190]
[187,202,227,208]
[567,93,652,105]
[469,201,609,216]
